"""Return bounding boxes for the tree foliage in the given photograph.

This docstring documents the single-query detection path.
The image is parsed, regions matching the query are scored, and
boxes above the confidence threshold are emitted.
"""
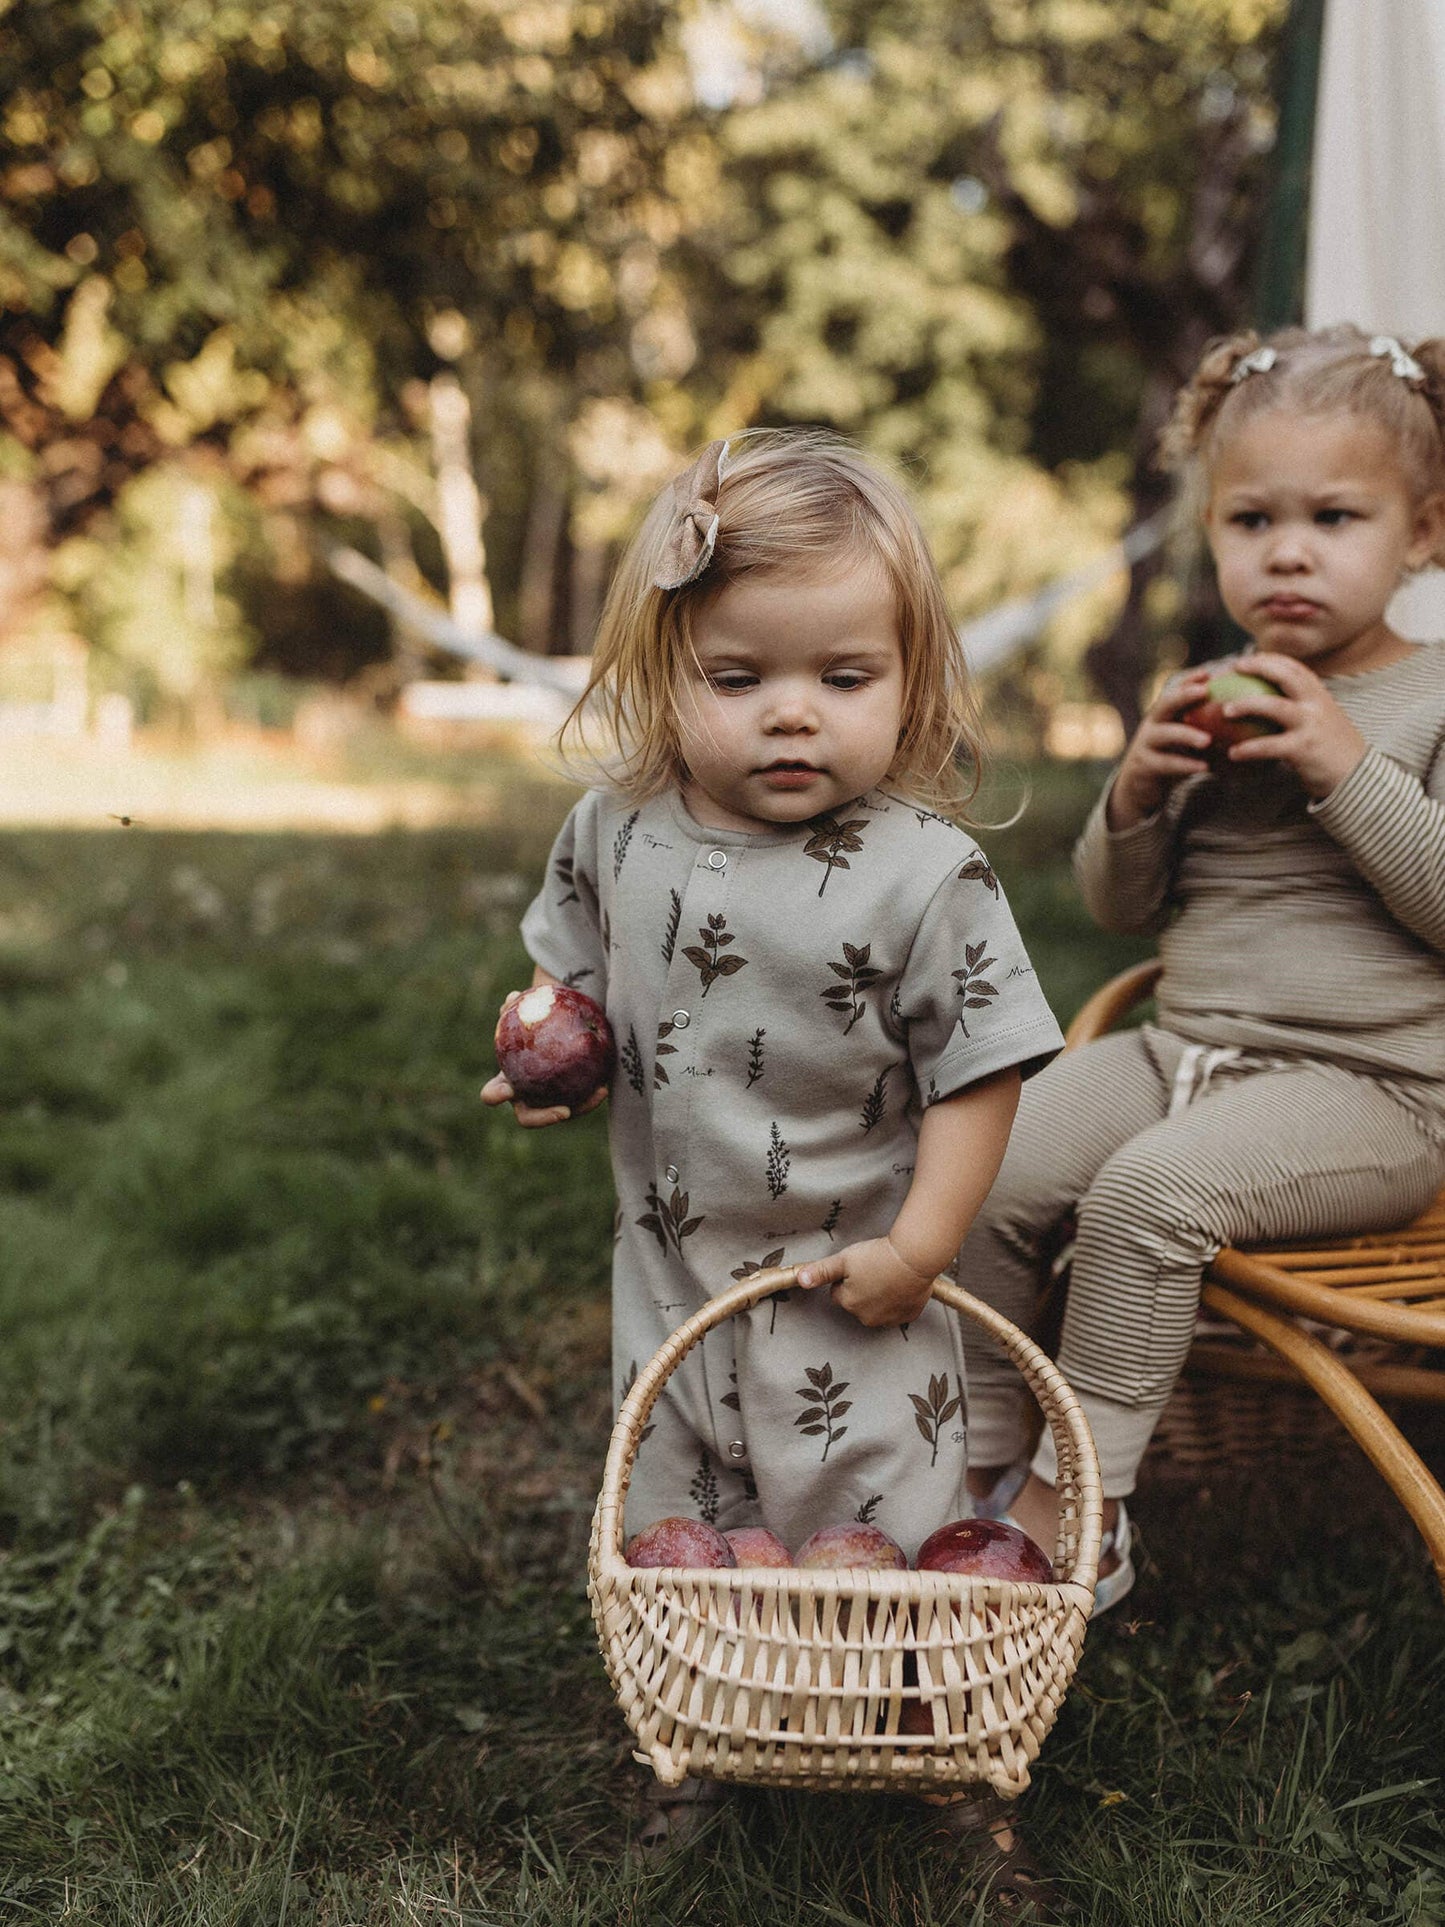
[1,0,1291,719]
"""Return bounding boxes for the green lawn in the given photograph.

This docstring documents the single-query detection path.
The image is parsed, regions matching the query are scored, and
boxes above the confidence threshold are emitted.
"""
[1,756,1442,1924]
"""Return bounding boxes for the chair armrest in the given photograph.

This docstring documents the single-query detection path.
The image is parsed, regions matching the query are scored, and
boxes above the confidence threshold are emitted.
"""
[1063,959,1162,1052]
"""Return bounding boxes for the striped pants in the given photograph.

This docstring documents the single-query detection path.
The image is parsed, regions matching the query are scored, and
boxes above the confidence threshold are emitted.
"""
[958,1026,1445,1497]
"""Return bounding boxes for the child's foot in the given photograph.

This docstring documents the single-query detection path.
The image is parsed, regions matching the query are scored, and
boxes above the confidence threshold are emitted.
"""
[919,1791,1053,1914]
[1006,1474,1133,1616]
[633,1776,726,1858]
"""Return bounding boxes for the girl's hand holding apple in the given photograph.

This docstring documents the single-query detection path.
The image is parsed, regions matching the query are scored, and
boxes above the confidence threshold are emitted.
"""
[1106,667,1218,830]
[481,983,613,1127]
[1210,650,1369,800]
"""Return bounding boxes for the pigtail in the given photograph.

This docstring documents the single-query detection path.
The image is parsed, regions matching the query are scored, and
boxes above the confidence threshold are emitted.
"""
[1402,336,1445,565]
[1157,332,1263,472]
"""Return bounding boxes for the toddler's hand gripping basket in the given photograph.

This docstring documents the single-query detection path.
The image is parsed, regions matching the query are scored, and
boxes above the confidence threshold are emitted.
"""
[588,1267,1101,1796]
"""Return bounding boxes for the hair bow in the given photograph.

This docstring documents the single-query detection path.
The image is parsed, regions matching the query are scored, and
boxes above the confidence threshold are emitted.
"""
[652,439,730,592]
[1229,345,1278,384]
[1369,335,1425,383]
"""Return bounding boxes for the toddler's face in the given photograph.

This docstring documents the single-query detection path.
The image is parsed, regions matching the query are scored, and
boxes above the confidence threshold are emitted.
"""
[676,555,905,834]
[1205,410,1443,676]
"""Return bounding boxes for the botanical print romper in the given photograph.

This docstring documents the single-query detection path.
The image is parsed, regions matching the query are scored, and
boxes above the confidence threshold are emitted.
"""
[521,786,1064,1558]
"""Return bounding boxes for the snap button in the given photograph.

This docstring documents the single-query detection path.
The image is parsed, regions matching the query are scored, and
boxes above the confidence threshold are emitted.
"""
[707,849,728,870]
[665,1163,680,1184]
[671,1009,690,1028]
[727,1441,747,1461]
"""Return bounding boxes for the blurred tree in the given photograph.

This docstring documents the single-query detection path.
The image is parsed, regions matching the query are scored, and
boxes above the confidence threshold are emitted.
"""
[710,0,1288,728]
[1,0,1291,724]
[0,0,711,684]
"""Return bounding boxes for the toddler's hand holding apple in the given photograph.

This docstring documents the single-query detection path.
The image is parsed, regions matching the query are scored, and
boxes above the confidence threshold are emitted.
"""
[1207,651,1368,799]
[1106,666,1218,830]
[482,982,614,1127]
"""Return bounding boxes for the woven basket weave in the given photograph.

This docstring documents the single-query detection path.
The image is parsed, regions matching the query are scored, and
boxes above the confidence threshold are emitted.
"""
[588,1266,1101,1796]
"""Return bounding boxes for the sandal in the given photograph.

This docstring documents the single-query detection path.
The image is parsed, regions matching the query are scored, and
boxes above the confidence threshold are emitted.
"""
[633,1776,726,1858]
[995,1499,1134,1617]
[1086,1501,1135,1617]
[919,1791,1053,1914]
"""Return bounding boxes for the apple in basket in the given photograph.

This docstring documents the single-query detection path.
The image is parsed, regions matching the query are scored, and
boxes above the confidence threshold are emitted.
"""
[1178,668,1283,758]
[914,1517,1054,1583]
[625,1516,737,1568]
[794,1523,908,1571]
[494,983,615,1111]
[724,1526,793,1568]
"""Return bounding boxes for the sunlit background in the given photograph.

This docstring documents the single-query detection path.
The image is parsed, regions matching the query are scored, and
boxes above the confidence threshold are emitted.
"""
[0,0,1300,824]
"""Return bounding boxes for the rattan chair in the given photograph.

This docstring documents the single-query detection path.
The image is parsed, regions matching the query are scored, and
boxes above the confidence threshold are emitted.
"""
[1066,959,1445,1596]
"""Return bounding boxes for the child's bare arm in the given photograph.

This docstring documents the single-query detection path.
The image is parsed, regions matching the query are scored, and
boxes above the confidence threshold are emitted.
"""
[480,966,610,1127]
[796,1066,1022,1327]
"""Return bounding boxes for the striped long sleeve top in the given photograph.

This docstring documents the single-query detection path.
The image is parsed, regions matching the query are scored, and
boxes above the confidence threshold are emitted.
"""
[1073,642,1445,1126]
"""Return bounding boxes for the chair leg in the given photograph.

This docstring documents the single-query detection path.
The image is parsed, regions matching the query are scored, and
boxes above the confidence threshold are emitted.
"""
[1202,1282,1445,1600]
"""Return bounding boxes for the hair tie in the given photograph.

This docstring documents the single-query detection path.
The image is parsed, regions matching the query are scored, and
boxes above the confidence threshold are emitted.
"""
[652,439,730,591]
[1369,335,1426,383]
[1229,345,1278,385]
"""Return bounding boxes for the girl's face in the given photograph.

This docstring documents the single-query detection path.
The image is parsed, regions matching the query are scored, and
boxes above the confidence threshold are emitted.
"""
[1205,409,1445,676]
[676,554,905,833]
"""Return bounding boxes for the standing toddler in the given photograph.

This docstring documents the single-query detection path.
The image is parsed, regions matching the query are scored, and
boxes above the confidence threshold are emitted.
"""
[485,430,1063,1565]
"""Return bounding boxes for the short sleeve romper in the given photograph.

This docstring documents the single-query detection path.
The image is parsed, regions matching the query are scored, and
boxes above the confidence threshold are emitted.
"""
[521,785,1063,1558]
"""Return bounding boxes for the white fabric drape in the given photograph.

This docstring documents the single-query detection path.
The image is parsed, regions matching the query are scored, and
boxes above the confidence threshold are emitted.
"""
[1308,0,1445,638]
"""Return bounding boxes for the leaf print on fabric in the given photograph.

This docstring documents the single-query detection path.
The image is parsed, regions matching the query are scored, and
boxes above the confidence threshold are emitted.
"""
[600,908,612,954]
[636,1183,704,1256]
[820,940,883,1033]
[613,810,639,879]
[721,1366,741,1412]
[620,1026,645,1097]
[957,853,999,897]
[746,1027,766,1087]
[661,888,682,965]
[732,1248,791,1332]
[682,913,749,995]
[653,1017,679,1089]
[794,1362,851,1462]
[689,1450,720,1524]
[855,1493,882,1525]
[821,1198,842,1240]
[621,1360,656,1444]
[952,941,999,1037]
[562,967,595,989]
[908,1372,964,1469]
[804,815,868,896]
[766,1122,791,1200]
[554,854,580,906]
[859,1069,888,1133]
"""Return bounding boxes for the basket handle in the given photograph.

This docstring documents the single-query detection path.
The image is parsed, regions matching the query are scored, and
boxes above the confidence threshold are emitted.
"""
[596,1266,1101,1592]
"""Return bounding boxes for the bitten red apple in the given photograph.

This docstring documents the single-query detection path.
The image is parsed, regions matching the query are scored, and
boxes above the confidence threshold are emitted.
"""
[794,1523,908,1571]
[914,1517,1054,1583]
[724,1526,793,1568]
[625,1516,738,1568]
[494,983,615,1110]
[1179,669,1283,756]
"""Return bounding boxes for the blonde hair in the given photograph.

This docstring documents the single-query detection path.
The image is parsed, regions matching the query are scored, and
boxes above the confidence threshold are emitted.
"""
[1161,324,1445,561]
[559,428,986,819]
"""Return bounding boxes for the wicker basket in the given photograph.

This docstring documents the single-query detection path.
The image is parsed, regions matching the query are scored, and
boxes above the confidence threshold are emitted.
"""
[588,1266,1102,1797]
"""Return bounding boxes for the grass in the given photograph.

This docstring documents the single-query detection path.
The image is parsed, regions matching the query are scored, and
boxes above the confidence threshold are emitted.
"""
[1,752,1443,1924]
